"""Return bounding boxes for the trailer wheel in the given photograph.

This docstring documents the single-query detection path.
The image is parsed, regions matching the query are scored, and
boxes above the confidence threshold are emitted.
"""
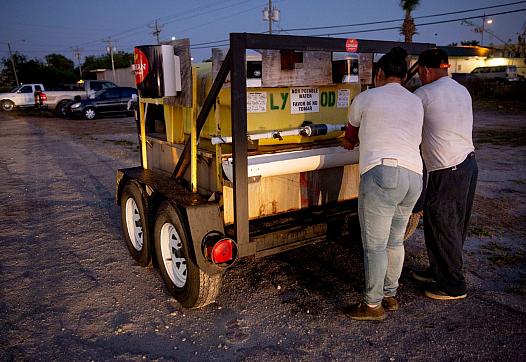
[120,181,151,266]
[1,100,14,112]
[404,211,422,240]
[154,201,222,309]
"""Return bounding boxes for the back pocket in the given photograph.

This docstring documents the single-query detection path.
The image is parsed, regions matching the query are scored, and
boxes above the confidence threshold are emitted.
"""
[373,165,399,189]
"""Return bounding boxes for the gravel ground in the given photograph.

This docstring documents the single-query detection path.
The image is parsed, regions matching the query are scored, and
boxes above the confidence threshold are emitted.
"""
[0,108,525,361]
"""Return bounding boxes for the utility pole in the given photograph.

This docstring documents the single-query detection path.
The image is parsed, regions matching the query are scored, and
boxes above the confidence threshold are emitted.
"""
[268,0,272,34]
[481,13,486,46]
[149,19,164,44]
[72,47,83,79]
[7,42,20,86]
[105,38,117,83]
[263,1,279,34]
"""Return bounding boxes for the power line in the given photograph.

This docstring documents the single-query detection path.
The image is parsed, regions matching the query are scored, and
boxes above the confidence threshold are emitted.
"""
[188,7,526,50]
[279,1,526,32]
[187,3,526,49]
[315,8,526,37]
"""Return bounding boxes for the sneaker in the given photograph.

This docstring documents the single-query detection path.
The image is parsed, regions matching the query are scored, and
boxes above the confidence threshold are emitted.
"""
[382,296,399,311]
[348,302,386,321]
[411,268,436,283]
[425,289,467,301]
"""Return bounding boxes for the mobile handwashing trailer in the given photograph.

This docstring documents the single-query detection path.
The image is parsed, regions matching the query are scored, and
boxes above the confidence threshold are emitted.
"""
[116,33,434,308]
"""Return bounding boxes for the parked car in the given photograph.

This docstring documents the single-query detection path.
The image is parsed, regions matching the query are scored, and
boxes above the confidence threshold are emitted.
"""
[67,87,137,120]
[469,65,519,83]
[0,80,117,114]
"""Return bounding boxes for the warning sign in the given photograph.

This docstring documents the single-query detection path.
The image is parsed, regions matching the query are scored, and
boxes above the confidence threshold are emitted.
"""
[337,89,350,108]
[247,92,267,113]
[345,39,358,53]
[290,87,319,114]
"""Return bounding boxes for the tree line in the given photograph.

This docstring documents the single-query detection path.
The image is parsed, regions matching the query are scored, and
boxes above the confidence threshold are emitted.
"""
[0,51,133,89]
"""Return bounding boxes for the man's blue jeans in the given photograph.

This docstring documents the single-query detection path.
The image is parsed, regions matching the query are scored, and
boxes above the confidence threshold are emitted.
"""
[358,164,422,305]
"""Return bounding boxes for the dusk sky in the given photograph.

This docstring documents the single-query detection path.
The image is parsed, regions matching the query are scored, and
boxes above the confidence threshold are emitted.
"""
[1,0,525,63]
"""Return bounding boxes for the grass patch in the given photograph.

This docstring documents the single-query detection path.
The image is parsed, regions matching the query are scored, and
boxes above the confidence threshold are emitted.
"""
[468,225,492,238]
[104,139,135,146]
[484,242,525,267]
[481,241,509,253]
[488,253,523,266]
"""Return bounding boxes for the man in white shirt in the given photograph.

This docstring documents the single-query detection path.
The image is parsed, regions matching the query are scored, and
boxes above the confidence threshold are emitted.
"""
[343,47,423,321]
[412,48,478,300]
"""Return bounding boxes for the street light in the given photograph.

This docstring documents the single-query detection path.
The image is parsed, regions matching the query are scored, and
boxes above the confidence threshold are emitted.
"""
[481,14,493,46]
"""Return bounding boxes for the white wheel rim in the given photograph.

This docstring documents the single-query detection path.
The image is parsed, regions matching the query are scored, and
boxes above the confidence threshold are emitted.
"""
[125,197,143,251]
[160,222,187,288]
[3,102,13,110]
[85,109,95,119]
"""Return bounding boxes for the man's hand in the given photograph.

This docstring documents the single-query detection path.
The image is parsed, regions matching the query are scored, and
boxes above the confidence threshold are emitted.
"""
[340,138,357,150]
[342,123,360,150]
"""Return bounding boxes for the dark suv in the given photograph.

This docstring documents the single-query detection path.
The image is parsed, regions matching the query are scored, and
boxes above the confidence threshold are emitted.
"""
[67,87,137,119]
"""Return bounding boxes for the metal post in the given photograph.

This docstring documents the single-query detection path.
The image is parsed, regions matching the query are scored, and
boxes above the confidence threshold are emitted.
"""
[481,13,486,46]
[7,43,19,86]
[229,33,250,251]
[73,47,83,78]
[268,0,272,34]
[105,38,117,83]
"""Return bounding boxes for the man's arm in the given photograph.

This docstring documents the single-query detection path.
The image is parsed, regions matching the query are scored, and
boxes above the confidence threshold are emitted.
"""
[342,124,359,150]
[341,96,361,150]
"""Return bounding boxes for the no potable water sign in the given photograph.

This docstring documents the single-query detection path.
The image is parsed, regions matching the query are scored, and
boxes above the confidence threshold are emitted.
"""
[290,87,320,114]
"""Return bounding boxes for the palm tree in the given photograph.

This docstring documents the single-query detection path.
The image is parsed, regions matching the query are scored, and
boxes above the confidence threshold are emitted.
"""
[400,0,420,43]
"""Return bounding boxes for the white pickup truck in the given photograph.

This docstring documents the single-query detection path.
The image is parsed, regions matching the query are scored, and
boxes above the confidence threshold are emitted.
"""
[0,80,117,115]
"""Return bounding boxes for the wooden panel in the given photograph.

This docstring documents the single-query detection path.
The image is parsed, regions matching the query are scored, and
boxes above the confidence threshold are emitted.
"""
[145,137,217,193]
[261,49,332,87]
[162,38,192,107]
[222,164,359,225]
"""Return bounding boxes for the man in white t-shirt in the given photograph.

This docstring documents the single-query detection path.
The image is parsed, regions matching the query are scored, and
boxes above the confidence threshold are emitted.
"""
[412,48,478,300]
[342,47,423,321]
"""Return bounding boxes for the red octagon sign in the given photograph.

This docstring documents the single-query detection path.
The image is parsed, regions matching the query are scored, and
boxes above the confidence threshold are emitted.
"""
[345,38,358,53]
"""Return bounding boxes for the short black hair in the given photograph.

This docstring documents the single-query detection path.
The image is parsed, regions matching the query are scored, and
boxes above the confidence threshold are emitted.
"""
[418,48,449,68]
[377,47,408,79]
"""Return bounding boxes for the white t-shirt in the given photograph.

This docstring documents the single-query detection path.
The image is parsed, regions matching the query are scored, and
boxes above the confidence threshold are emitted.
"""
[349,82,424,175]
[414,76,475,172]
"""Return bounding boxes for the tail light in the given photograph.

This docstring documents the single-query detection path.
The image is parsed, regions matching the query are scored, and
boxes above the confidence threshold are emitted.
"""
[202,232,237,267]
[40,92,47,102]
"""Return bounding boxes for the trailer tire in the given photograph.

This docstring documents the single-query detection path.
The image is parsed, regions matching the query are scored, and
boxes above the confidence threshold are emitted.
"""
[120,181,151,266]
[404,211,422,241]
[154,201,222,309]
[1,100,14,112]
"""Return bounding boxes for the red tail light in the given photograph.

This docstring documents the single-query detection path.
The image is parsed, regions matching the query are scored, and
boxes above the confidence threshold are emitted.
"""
[40,93,47,102]
[208,238,234,264]
[202,233,237,267]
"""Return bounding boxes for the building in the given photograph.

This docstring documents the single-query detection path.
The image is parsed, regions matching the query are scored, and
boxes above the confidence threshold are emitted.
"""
[90,66,136,88]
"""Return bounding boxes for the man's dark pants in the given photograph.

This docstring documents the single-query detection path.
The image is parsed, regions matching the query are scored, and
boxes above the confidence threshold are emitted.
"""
[424,153,478,296]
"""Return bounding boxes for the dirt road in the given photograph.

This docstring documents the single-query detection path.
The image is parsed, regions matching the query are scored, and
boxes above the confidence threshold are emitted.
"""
[1,109,525,361]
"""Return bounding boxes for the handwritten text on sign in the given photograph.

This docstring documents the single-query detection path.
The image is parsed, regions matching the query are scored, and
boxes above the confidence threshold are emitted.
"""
[290,87,319,114]
[247,92,267,113]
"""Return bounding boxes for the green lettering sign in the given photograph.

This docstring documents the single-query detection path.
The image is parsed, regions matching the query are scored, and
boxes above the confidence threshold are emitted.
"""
[270,94,279,110]
[280,92,288,110]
